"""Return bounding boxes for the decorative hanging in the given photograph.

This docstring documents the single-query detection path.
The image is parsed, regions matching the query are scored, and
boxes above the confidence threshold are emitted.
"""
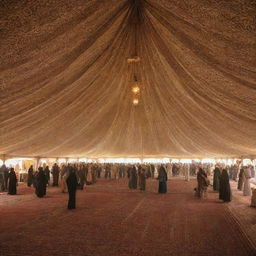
[128,0,143,106]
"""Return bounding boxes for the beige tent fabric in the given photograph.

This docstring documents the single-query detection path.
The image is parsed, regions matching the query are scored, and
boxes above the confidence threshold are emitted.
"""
[0,0,255,158]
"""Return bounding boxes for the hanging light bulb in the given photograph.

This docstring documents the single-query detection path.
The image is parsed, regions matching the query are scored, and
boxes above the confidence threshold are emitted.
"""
[132,85,140,94]
[133,98,139,105]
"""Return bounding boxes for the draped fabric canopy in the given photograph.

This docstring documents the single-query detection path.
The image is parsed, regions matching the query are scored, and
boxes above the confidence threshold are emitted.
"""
[0,0,256,158]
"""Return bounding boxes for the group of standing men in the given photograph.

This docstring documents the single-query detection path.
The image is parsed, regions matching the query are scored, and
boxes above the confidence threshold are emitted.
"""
[127,164,168,193]
[0,165,17,195]
[212,164,255,204]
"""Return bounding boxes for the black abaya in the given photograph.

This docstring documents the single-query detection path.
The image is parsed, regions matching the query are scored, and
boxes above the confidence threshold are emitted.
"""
[66,170,78,209]
[158,166,168,193]
[219,169,232,202]
[36,169,47,198]
[27,166,34,187]
[8,169,17,195]
[128,167,137,189]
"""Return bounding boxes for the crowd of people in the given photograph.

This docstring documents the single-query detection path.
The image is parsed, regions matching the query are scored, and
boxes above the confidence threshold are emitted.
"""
[0,161,255,209]
[196,163,255,206]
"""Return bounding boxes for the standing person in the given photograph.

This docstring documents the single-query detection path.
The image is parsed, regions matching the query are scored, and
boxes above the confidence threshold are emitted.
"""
[35,167,47,198]
[233,164,239,181]
[196,168,209,198]
[91,165,97,184]
[8,168,17,195]
[139,167,146,191]
[158,165,168,194]
[97,165,102,178]
[237,167,245,190]
[213,165,221,191]
[60,164,68,193]
[128,166,137,189]
[184,164,190,181]
[119,165,126,178]
[27,165,34,187]
[105,164,111,179]
[78,165,86,190]
[44,166,50,185]
[150,164,155,178]
[112,165,118,180]
[3,165,9,191]
[0,167,5,191]
[243,166,252,196]
[51,163,60,186]
[66,166,78,210]
[219,169,231,202]
[138,165,142,188]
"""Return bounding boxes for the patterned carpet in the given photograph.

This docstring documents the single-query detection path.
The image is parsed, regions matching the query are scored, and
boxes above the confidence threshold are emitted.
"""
[0,179,255,256]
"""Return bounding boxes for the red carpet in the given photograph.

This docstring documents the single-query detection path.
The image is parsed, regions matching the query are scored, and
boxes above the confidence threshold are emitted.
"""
[0,179,255,256]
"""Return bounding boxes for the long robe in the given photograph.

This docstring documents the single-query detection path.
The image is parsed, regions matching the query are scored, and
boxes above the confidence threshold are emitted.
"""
[0,171,4,191]
[60,166,68,193]
[196,169,208,198]
[3,167,9,191]
[105,165,111,179]
[52,164,60,186]
[66,171,78,209]
[128,167,137,189]
[78,166,86,190]
[44,167,50,185]
[219,169,231,202]
[27,167,34,187]
[139,170,146,191]
[36,170,47,198]
[243,168,252,196]
[8,170,17,195]
[158,166,167,193]
[213,167,220,191]
[184,164,190,181]
[237,168,244,190]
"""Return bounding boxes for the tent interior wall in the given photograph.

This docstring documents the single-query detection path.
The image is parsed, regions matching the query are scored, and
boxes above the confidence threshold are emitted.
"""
[0,0,255,158]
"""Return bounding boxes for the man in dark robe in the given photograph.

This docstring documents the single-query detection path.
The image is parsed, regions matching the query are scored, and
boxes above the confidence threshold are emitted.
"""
[213,166,221,191]
[78,165,86,190]
[172,164,178,176]
[128,166,137,189]
[84,165,89,183]
[105,164,111,179]
[27,165,34,187]
[8,168,17,195]
[97,165,102,178]
[51,163,60,186]
[44,166,50,185]
[196,168,209,198]
[139,168,146,191]
[150,164,155,178]
[237,168,244,190]
[2,165,9,191]
[0,165,7,191]
[137,165,142,188]
[219,169,231,202]
[158,165,168,193]
[146,165,151,178]
[190,164,196,176]
[91,165,97,184]
[66,166,78,209]
[0,172,4,191]
[119,165,125,178]
[35,167,47,198]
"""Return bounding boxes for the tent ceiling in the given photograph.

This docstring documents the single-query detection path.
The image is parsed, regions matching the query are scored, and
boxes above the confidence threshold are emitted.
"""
[0,0,255,158]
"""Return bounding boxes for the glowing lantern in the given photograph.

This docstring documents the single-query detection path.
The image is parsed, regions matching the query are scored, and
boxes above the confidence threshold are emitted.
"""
[133,98,139,105]
[132,86,140,94]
